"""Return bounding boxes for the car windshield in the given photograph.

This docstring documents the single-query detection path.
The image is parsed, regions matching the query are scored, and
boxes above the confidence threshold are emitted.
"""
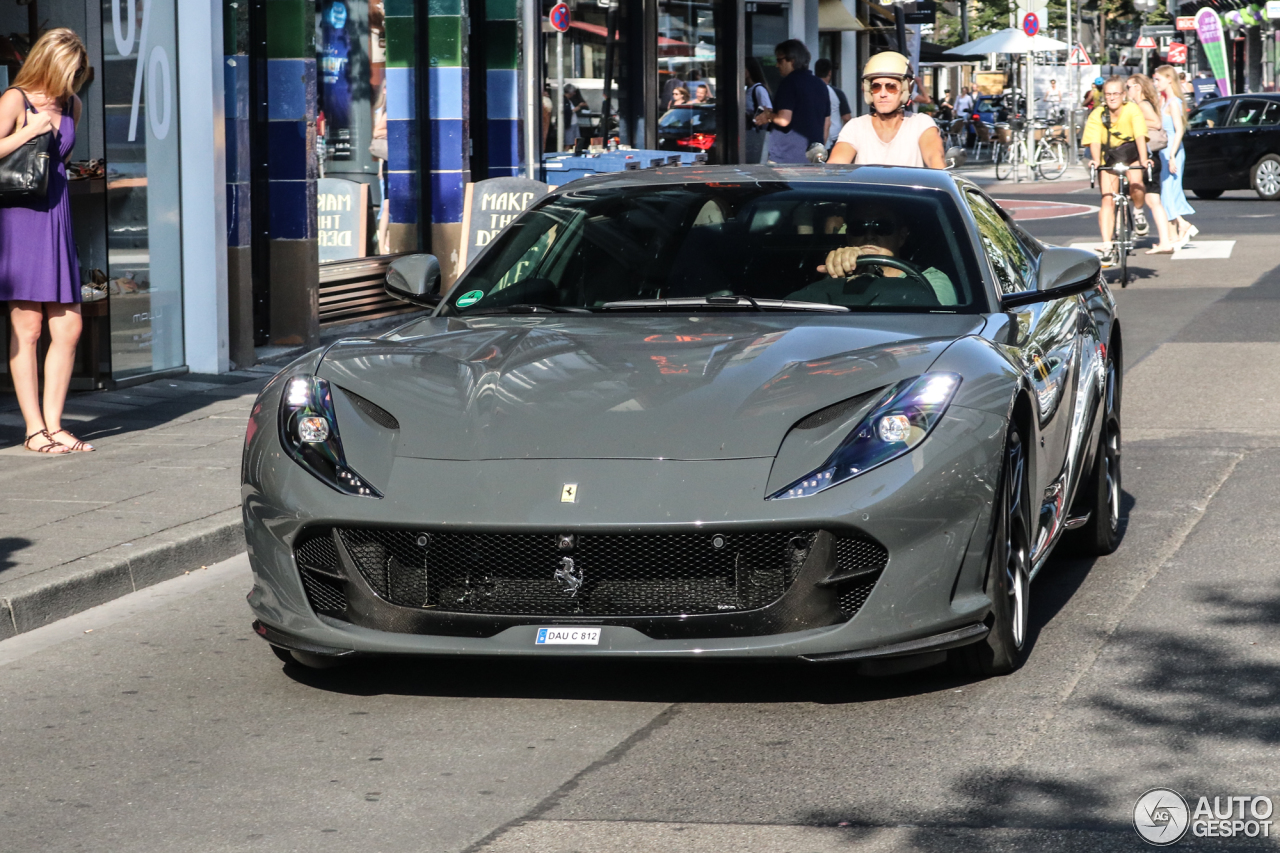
[658,107,717,132]
[442,182,986,316]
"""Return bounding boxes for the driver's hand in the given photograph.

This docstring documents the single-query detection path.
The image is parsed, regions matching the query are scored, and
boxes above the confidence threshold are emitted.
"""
[818,246,865,278]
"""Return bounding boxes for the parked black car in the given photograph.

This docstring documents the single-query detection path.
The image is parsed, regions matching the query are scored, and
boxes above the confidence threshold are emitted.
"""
[1183,94,1280,201]
[657,105,718,160]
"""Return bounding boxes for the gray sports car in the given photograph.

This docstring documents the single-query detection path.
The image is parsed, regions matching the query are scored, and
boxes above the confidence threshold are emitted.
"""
[242,165,1121,677]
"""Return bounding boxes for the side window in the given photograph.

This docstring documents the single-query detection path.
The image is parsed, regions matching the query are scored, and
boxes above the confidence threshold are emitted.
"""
[1263,102,1280,126]
[1189,100,1230,129]
[1229,100,1269,127]
[965,192,1035,295]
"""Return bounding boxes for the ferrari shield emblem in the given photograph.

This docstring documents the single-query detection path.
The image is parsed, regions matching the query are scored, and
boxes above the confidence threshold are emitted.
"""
[561,483,578,503]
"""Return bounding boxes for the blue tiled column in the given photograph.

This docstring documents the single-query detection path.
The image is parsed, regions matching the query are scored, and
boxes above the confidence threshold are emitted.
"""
[224,0,254,366]
[422,0,470,285]
[485,0,522,178]
[265,0,319,347]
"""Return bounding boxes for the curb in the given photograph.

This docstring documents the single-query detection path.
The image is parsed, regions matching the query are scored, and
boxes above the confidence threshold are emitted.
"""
[0,508,245,639]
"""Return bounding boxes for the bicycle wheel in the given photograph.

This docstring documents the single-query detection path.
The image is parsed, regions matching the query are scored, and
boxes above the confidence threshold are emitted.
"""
[995,143,1012,180]
[1037,140,1068,180]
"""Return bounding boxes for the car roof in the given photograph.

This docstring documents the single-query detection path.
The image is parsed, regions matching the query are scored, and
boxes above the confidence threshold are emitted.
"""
[550,164,972,196]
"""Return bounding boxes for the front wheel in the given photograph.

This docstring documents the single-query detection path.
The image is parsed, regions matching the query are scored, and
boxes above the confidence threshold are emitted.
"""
[1070,352,1123,556]
[1037,140,1068,180]
[953,424,1032,677]
[1252,154,1280,201]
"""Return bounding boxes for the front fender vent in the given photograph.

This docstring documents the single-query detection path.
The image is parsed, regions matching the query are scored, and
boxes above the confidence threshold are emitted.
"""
[793,388,884,430]
[338,386,400,430]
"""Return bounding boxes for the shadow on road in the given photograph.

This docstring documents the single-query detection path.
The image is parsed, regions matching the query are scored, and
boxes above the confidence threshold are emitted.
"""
[0,536,32,577]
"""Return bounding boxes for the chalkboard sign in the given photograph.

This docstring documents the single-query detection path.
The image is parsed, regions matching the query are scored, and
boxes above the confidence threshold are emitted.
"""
[460,178,550,267]
[317,178,369,262]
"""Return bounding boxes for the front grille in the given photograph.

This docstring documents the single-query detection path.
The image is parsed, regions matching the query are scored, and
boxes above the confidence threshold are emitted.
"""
[323,528,817,617]
[833,535,888,619]
[300,568,348,615]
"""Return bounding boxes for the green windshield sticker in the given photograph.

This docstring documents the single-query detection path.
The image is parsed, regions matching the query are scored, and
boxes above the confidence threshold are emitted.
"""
[456,290,484,308]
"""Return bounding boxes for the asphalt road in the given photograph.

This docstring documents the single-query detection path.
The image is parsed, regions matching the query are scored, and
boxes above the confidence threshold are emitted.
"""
[3,189,1279,852]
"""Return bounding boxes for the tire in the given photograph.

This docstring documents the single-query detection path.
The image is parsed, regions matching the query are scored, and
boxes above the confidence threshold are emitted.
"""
[269,644,294,664]
[1193,188,1223,200]
[1038,141,1068,180]
[1252,154,1280,201]
[995,144,1012,180]
[1070,351,1122,556]
[268,644,350,670]
[953,424,1032,677]
[1116,203,1130,287]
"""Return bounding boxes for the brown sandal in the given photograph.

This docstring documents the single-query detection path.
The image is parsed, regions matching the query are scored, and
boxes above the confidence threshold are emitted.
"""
[45,428,94,452]
[24,431,70,454]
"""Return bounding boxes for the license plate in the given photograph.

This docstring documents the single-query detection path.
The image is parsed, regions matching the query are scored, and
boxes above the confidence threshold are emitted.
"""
[535,627,601,646]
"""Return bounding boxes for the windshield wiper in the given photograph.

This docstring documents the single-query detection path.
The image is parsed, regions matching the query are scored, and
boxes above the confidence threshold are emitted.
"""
[469,304,593,315]
[599,297,849,313]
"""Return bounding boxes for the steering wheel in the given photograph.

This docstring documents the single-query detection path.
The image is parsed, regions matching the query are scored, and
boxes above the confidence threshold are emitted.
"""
[850,254,932,288]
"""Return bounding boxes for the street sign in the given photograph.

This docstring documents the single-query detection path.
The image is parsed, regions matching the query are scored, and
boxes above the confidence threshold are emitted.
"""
[1022,12,1039,37]
[549,2,571,32]
[1176,16,1197,30]
[1067,43,1092,66]
[1140,25,1176,38]
[1135,35,1157,49]
[1167,42,1188,64]
[903,0,937,25]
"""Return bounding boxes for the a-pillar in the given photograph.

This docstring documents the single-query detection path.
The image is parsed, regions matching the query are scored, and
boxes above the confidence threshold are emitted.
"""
[264,0,319,348]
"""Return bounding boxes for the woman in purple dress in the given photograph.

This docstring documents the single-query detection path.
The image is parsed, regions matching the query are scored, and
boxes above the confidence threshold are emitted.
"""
[0,29,91,453]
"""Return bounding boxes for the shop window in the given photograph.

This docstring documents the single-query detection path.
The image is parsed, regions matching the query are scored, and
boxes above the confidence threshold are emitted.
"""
[316,0,420,262]
[102,0,184,379]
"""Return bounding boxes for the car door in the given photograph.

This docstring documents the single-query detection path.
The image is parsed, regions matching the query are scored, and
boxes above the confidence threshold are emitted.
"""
[1184,98,1236,190]
[966,191,1094,558]
[1219,98,1270,185]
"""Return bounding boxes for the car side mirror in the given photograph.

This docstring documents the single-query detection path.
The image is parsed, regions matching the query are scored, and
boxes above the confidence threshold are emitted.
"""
[1001,246,1101,310]
[944,146,967,169]
[385,254,441,307]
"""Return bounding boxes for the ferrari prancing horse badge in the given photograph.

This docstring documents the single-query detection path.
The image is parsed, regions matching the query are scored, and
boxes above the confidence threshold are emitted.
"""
[561,483,578,503]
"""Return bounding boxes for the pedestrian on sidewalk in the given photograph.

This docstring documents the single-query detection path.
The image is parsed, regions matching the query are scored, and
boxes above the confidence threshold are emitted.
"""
[827,51,945,168]
[1153,65,1198,248]
[1081,76,1150,269]
[0,29,92,454]
[814,57,851,150]
[745,57,773,164]
[755,39,830,164]
[1125,74,1176,254]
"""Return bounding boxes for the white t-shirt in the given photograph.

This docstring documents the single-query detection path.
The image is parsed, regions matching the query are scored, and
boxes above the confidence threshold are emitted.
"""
[836,113,937,167]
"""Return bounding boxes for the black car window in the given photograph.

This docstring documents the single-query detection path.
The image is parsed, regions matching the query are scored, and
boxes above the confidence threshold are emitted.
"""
[964,191,1035,296]
[1229,99,1270,127]
[1262,102,1280,126]
[1189,100,1230,129]
[443,183,987,314]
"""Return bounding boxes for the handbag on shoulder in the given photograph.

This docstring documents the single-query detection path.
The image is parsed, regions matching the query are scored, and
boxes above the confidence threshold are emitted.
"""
[0,88,53,204]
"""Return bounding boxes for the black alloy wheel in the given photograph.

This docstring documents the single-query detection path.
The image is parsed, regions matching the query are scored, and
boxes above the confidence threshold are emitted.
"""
[954,424,1032,676]
[1193,188,1224,200]
[1072,351,1123,556]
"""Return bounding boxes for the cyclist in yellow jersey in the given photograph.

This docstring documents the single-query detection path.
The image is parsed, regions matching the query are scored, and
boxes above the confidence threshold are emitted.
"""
[1081,76,1150,267]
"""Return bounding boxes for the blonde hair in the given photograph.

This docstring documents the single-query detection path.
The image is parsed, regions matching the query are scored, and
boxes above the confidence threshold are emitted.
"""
[1153,65,1187,129]
[1125,74,1160,114]
[12,29,89,102]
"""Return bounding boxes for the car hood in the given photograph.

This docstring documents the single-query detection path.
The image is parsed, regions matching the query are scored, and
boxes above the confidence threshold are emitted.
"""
[317,313,984,461]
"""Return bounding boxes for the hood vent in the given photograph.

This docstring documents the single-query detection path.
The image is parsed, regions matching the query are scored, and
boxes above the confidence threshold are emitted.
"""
[793,387,885,431]
[339,386,400,430]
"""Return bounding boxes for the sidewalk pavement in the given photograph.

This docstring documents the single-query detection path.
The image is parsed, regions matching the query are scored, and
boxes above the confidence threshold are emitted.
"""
[956,158,1094,192]
[0,312,425,639]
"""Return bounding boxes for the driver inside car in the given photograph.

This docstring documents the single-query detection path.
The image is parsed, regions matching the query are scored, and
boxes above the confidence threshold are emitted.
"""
[786,206,957,307]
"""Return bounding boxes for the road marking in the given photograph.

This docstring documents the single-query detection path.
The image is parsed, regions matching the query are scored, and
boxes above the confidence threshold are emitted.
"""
[995,198,1098,220]
[1172,240,1235,260]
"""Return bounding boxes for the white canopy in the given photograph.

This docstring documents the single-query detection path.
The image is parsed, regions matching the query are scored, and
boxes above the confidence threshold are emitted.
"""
[944,27,1068,56]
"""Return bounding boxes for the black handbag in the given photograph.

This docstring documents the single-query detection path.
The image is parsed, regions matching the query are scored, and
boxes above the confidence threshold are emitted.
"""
[0,88,53,204]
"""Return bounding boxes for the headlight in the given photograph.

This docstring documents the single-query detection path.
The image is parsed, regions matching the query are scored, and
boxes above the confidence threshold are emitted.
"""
[278,375,382,498]
[767,373,961,500]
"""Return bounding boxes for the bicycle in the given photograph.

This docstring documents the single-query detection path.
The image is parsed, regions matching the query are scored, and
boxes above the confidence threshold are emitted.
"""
[995,117,1071,180]
[1090,162,1146,288]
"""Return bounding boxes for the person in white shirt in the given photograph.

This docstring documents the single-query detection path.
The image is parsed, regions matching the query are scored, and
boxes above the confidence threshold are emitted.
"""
[826,51,945,168]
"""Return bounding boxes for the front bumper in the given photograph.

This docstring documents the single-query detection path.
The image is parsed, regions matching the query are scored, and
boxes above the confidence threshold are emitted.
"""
[243,405,1008,660]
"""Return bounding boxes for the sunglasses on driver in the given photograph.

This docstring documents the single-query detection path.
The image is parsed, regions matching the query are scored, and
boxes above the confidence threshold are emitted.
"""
[846,218,899,237]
